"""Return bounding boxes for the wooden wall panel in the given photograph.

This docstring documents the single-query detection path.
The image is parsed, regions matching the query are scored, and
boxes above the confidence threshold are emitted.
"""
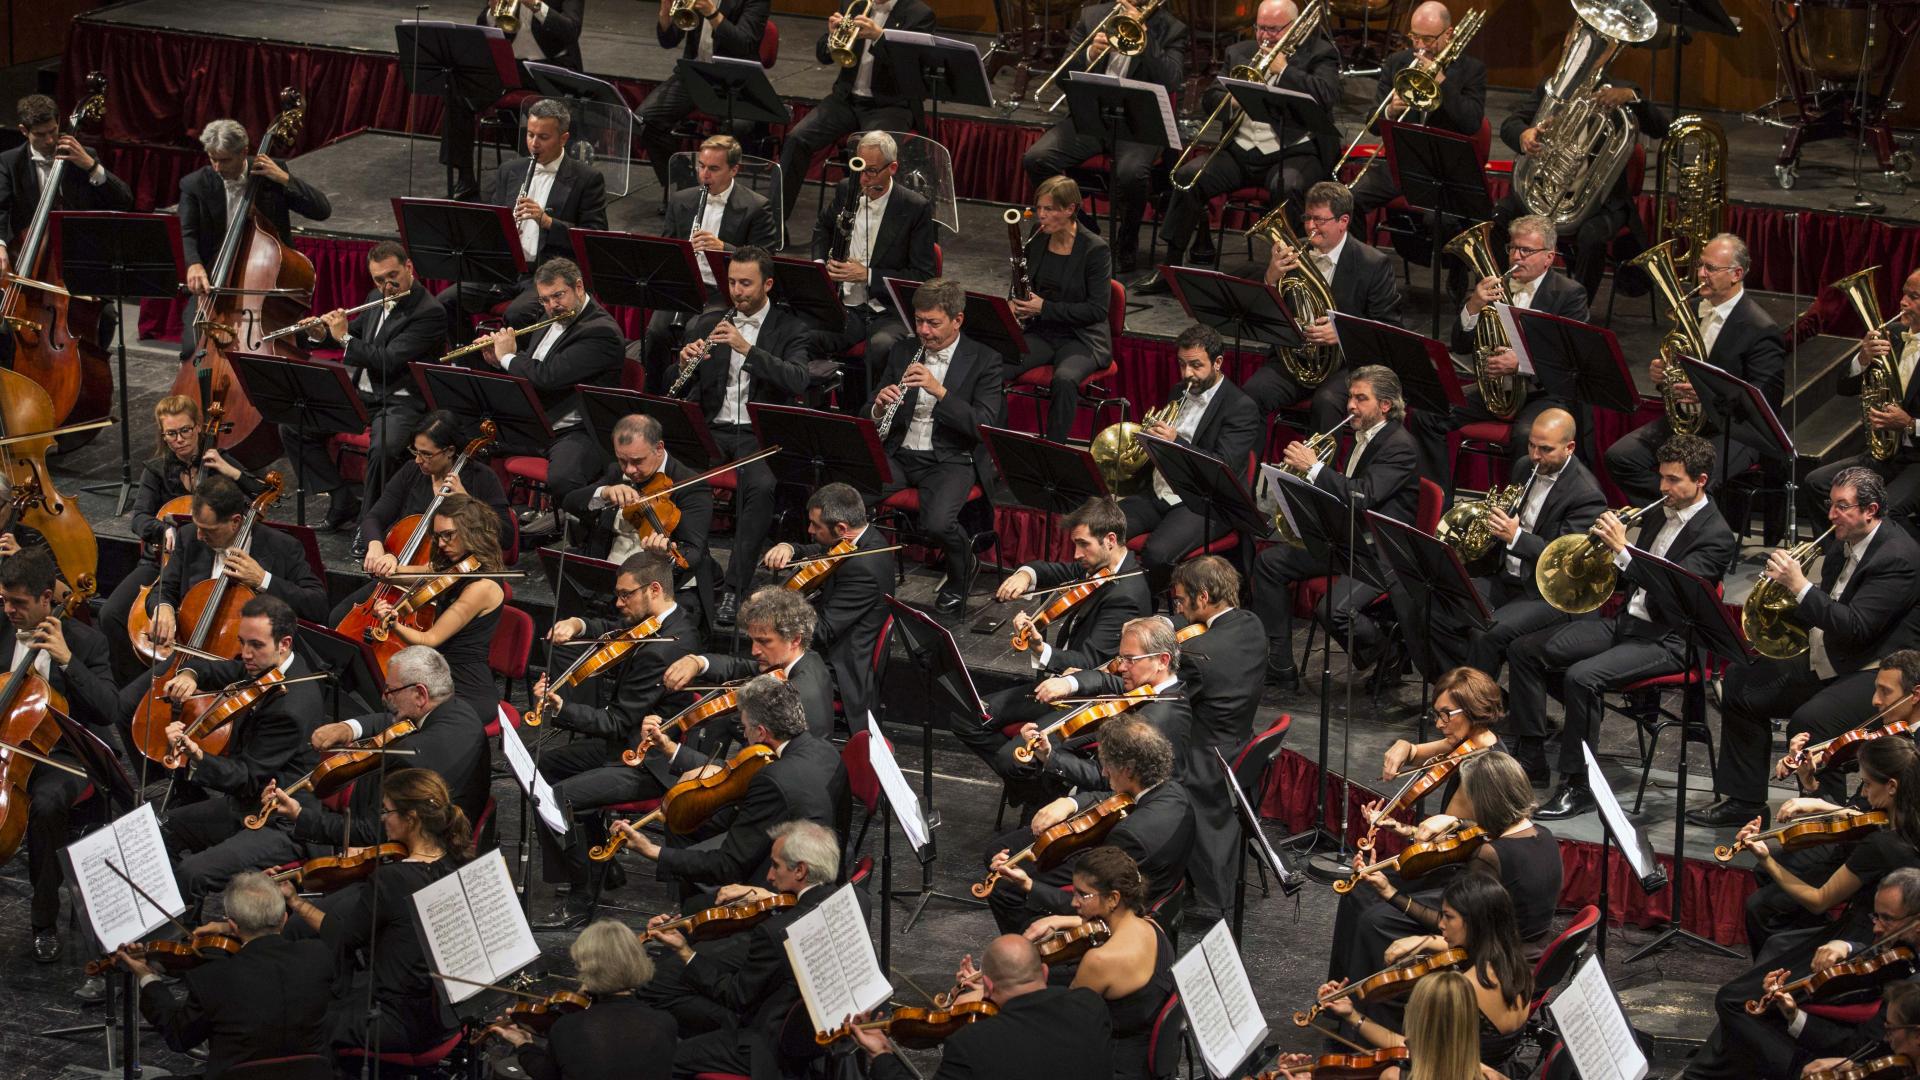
[11,0,104,67]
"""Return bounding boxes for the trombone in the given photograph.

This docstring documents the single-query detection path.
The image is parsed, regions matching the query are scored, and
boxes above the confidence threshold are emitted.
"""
[1332,8,1485,182]
[826,0,871,67]
[438,308,575,363]
[668,0,701,30]
[1172,0,1325,189]
[1036,0,1166,111]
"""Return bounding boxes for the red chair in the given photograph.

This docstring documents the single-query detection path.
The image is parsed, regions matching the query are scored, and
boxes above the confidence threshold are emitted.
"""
[334,1030,464,1076]
[489,603,535,709]
[1453,418,1515,492]
[759,20,780,68]
[1608,660,1724,814]
[501,455,550,520]
[1292,477,1443,695]
[1801,1000,1883,1024]
[847,854,874,887]
[872,484,993,611]
[841,729,889,868]
[1005,278,1131,440]
[1231,714,1294,896]
[1145,991,1187,1080]
[1522,906,1601,1062]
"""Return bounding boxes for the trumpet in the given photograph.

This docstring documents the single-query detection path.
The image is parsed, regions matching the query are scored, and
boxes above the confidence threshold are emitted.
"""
[1036,0,1167,110]
[258,292,398,343]
[669,0,702,30]
[669,309,737,396]
[1743,526,1838,660]
[438,308,575,363]
[1172,0,1325,189]
[826,0,871,67]
[1334,8,1485,183]
[1270,415,1352,548]
[1534,498,1664,614]
[489,0,520,34]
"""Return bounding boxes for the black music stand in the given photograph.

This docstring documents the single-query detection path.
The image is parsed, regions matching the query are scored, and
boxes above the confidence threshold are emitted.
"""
[538,547,623,622]
[1330,313,1465,415]
[1137,432,1273,558]
[1614,546,1750,963]
[50,709,137,814]
[761,256,845,333]
[228,353,368,526]
[412,363,553,450]
[1367,512,1493,685]
[1215,747,1305,942]
[884,279,1027,365]
[56,211,183,516]
[295,620,388,718]
[1507,307,1640,415]
[881,32,995,140]
[975,426,1109,633]
[680,57,792,132]
[1641,0,1736,206]
[570,229,709,320]
[1381,121,1493,338]
[1678,355,1798,537]
[393,197,526,330]
[749,403,892,497]
[581,386,720,468]
[882,595,991,928]
[1167,268,1302,358]
[1060,73,1179,250]
[395,22,519,189]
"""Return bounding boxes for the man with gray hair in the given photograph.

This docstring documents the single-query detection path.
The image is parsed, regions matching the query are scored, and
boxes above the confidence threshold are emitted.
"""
[662,586,834,736]
[1024,615,1192,795]
[809,130,937,394]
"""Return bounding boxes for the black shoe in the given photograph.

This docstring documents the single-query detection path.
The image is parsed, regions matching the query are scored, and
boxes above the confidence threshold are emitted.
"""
[449,174,479,202]
[1133,271,1173,297]
[324,489,362,532]
[1188,244,1217,267]
[1513,740,1552,786]
[935,588,967,617]
[350,536,369,561]
[532,895,596,932]
[72,975,106,1004]
[1116,252,1139,276]
[1685,798,1768,829]
[713,589,739,629]
[600,858,627,892]
[1265,653,1301,692]
[1535,782,1597,821]
[32,928,57,964]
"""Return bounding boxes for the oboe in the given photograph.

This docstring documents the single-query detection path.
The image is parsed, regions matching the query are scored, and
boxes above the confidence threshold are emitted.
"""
[875,344,925,435]
[669,309,737,396]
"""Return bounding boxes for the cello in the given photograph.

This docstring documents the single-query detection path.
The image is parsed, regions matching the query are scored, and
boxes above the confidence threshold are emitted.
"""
[0,72,113,446]
[0,575,95,864]
[0,370,98,590]
[127,403,227,664]
[172,89,313,466]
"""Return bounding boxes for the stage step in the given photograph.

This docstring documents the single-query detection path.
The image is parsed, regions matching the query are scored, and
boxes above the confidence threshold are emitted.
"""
[1792,394,1868,465]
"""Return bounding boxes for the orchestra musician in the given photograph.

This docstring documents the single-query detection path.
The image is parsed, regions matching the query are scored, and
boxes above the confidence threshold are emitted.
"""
[777,0,937,220]
[812,131,938,392]
[489,919,677,1080]
[1803,267,1920,526]
[660,586,836,739]
[761,482,898,724]
[1023,616,1193,793]
[869,277,1005,616]
[349,410,512,582]
[1700,467,1920,828]
[439,99,609,334]
[849,934,1115,1080]
[368,494,507,724]
[1347,3,1487,218]
[0,92,133,277]
[1510,435,1737,817]
[1005,177,1113,443]
[1272,970,1495,1080]
[1368,667,1506,836]
[671,244,811,625]
[636,0,772,195]
[1779,880,1920,1079]
[126,872,332,1078]
[279,767,470,1054]
[279,241,449,532]
[178,118,332,361]
[1133,0,1341,292]
[1411,215,1590,482]
[440,0,587,199]
[1019,0,1189,275]
[1602,233,1785,505]
[562,413,714,621]
[470,256,626,509]
[1251,364,1419,690]
[605,674,849,898]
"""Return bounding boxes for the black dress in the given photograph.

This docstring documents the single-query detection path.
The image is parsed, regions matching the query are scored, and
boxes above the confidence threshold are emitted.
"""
[516,994,676,1080]
[1108,921,1177,1080]
[1486,827,1563,950]
[322,856,459,1052]
[434,580,503,726]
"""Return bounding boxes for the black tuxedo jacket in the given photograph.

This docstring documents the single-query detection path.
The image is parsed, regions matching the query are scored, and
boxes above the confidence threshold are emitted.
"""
[659,0,769,57]
[1072,780,1195,908]
[810,179,938,316]
[488,155,609,272]
[309,283,447,409]
[871,334,1004,465]
[655,729,849,888]
[291,698,491,845]
[132,463,265,556]
[1020,552,1151,674]
[564,452,714,589]
[1314,420,1420,527]
[680,305,811,419]
[1615,497,1738,639]
[791,527,896,724]
[1063,3,1188,94]
[1696,291,1787,415]
[663,181,779,253]
[0,142,133,246]
[1159,377,1261,481]
[149,524,328,625]
[1496,455,1608,587]
[482,0,586,70]
[177,162,332,270]
[558,604,702,749]
[180,654,324,797]
[498,299,626,425]
[817,0,938,115]
[1370,49,1486,137]
[1023,222,1112,358]
[1450,268,1588,354]
[1501,77,1667,206]
[1328,236,1404,328]
[701,651,837,741]
[139,934,332,1078]
[1800,521,1920,675]
[1213,36,1343,167]
[1043,680,1193,790]
[1843,325,1920,461]
[1074,607,1267,755]
[870,985,1114,1080]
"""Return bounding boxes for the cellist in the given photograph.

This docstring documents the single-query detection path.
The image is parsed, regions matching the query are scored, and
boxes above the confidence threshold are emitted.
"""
[759,482,897,725]
[0,92,132,279]
[660,586,837,739]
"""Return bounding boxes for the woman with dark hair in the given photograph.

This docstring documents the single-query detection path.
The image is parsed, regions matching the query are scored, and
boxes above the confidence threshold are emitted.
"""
[277,768,471,1053]
[355,408,511,574]
[372,493,506,723]
[1372,668,1506,834]
[1004,175,1114,442]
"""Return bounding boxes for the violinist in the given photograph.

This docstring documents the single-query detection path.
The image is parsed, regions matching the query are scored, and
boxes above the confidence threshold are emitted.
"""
[985,718,1194,934]
[162,595,325,899]
[177,118,332,361]
[849,933,1113,1080]
[489,919,676,1080]
[4,549,120,964]
[1370,668,1506,834]
[1019,616,1192,801]
[661,587,837,739]
[127,872,332,1078]
[563,413,712,616]
[762,483,897,724]
[0,93,133,278]
[279,241,450,532]
[1790,895,1920,1079]
[364,494,506,724]
[348,410,510,581]
[278,767,470,1054]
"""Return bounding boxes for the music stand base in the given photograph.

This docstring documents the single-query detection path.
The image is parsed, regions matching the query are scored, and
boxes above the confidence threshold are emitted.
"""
[1278,824,1341,856]
[1624,923,1739,964]
[1304,850,1356,884]
[889,885,988,933]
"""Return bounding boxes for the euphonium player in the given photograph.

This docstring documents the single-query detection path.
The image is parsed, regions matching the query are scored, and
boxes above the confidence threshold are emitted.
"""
[1803,267,1920,525]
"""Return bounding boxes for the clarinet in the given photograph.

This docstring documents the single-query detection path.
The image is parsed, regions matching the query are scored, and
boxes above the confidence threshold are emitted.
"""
[875,344,925,436]
[669,309,737,397]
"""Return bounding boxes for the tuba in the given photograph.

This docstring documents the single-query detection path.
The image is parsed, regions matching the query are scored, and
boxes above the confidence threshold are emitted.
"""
[1171,0,1327,187]
[1442,220,1528,418]
[1657,115,1727,276]
[1252,203,1340,387]
[1512,0,1659,232]
[1625,238,1707,437]
[1092,384,1187,495]
[1742,526,1837,659]
[1832,266,1906,462]
[1268,416,1352,547]
[489,0,520,34]
[826,0,872,67]
[1535,498,1664,614]
[1437,483,1527,575]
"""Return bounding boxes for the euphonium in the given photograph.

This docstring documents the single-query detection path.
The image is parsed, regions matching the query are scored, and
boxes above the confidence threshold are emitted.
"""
[1442,220,1527,419]
[1742,526,1837,660]
[1534,498,1664,614]
[1252,202,1339,387]
[1091,383,1187,494]
[1657,114,1726,276]
[489,0,520,34]
[1625,238,1707,437]
[1269,416,1352,548]
[1171,0,1326,188]
[1334,8,1486,182]
[1437,482,1526,573]
[1831,266,1905,463]
[669,0,702,30]
[826,0,872,67]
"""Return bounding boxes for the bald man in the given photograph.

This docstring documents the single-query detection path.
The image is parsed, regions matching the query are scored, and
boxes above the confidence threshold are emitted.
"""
[1348,2,1486,217]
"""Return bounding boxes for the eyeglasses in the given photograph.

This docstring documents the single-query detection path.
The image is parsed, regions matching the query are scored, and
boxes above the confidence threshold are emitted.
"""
[1302,213,1339,226]
[432,529,459,542]
[409,446,448,460]
[162,427,197,441]
[1426,705,1465,724]
[1700,261,1740,275]
[1507,244,1550,258]
[1407,31,1444,44]
[1113,651,1169,665]
[381,682,424,701]
[614,585,644,602]
[1833,500,1864,513]
[379,807,401,818]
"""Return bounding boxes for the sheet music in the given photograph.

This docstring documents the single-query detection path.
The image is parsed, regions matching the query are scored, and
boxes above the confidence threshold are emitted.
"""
[866,714,931,851]
[64,802,186,953]
[879,30,991,95]
[1173,920,1267,1078]
[1201,922,1267,1048]
[1494,303,1537,376]
[1548,955,1648,1080]
[1583,742,1654,881]
[499,708,569,835]
[784,884,892,1035]
[1060,71,1182,150]
[413,849,541,1004]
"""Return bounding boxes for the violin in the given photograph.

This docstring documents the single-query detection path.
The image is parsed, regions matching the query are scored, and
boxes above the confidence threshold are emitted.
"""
[0,575,95,864]
[1746,944,1918,1015]
[1805,1056,1915,1080]
[1292,947,1469,1026]
[620,668,787,764]
[528,611,668,728]
[245,718,419,830]
[128,403,227,663]
[1036,919,1111,964]
[161,665,293,770]
[85,931,243,976]
[471,990,594,1044]
[591,744,778,861]
[783,536,855,593]
[1334,824,1488,893]
[971,791,1135,897]
[1799,717,1920,774]
[814,1001,1000,1049]
[618,447,782,571]
[1358,735,1496,853]
[1012,683,1156,764]
[358,554,486,665]
[267,843,406,893]
[1012,566,1115,651]
[1714,810,1888,863]
[1255,1047,1411,1080]
[646,893,797,943]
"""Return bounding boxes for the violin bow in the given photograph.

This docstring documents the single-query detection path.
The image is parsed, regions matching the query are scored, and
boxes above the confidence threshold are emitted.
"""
[1017,569,1147,601]
[101,858,197,940]
[431,971,553,1002]
[783,544,906,567]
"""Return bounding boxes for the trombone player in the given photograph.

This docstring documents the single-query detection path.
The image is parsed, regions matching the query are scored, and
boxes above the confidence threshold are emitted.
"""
[1346,2,1487,217]
[635,0,771,195]
[1801,267,1920,528]
[1019,0,1189,276]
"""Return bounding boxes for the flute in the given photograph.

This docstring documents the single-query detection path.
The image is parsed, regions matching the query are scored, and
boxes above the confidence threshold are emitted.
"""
[260,293,398,343]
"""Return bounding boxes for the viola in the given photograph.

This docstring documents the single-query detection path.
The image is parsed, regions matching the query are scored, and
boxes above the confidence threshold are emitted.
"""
[1292,947,1469,1026]
[528,611,668,728]
[591,744,778,861]
[0,575,95,864]
[1358,735,1496,853]
[1256,1047,1411,1080]
[1334,824,1489,894]
[128,403,226,663]
[1805,1056,1915,1080]
[647,893,797,943]
[172,89,312,466]
[161,665,292,770]
[1012,683,1156,764]
[471,990,594,1044]
[1012,566,1115,651]
[618,447,782,570]
[1036,918,1111,964]
[620,668,788,764]
[783,536,855,593]
[85,931,243,976]
[1746,944,1918,1015]
[815,1001,1000,1048]
[971,791,1135,897]
[244,718,419,830]
[268,843,406,893]
[1714,810,1888,863]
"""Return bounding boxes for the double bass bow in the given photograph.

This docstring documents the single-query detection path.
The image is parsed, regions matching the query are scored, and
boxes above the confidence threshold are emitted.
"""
[0,574,95,865]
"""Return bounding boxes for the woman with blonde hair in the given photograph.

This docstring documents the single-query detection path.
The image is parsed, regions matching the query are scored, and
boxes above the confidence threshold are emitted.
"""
[488,919,676,1078]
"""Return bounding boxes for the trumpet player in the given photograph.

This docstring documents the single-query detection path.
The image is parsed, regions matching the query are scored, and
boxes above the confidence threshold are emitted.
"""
[1132,0,1340,294]
[1347,2,1487,217]
[1019,0,1189,275]
[1802,267,1920,527]
[636,0,771,194]
[778,0,936,219]
[1602,233,1785,506]
[1006,177,1114,443]
[440,0,585,198]
[1701,467,1920,828]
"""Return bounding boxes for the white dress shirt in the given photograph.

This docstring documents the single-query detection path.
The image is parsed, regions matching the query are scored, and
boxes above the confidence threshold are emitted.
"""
[1502,464,1559,579]
[692,182,732,287]
[7,630,52,682]
[903,338,956,452]
[517,157,561,262]
[501,296,592,426]
[1799,521,1879,680]
[1232,61,1307,155]
[1849,332,1920,442]
[851,1,895,96]
[1151,377,1221,506]
[223,175,248,230]
[1698,290,1742,358]
[716,305,766,425]
[1615,494,1707,624]
[841,182,891,310]
[1460,273,1539,332]
[1309,410,1382,482]
[597,449,670,564]
[497,0,552,58]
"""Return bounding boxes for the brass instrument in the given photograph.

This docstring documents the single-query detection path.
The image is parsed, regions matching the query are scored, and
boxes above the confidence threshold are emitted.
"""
[1171,0,1326,188]
[826,157,868,263]
[1269,415,1353,547]
[1656,115,1726,275]
[1250,203,1340,388]
[1442,220,1527,418]
[826,0,872,67]
[1091,383,1187,494]
[1625,238,1708,437]
[1512,0,1659,232]
[669,0,702,30]
[489,0,520,35]
[1743,526,1838,660]
[669,308,737,397]
[438,309,575,363]
[1437,482,1527,574]
[1036,0,1168,110]
[1830,266,1906,462]
[1334,9,1486,182]
[1534,498,1665,614]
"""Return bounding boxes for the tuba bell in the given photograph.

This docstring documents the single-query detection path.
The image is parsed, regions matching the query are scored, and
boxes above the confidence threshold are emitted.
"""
[1437,483,1527,575]
[1831,266,1906,462]
[1252,202,1340,388]
[826,0,872,67]
[1742,526,1837,659]
[1625,238,1708,437]
[1091,384,1186,495]
[1535,498,1664,613]
[1657,115,1726,275]
[489,0,520,34]
[1442,220,1528,419]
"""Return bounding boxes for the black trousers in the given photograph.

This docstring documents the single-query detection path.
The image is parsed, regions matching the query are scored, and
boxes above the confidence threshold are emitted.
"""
[173,816,312,901]
[435,277,542,342]
[503,426,604,509]
[278,397,422,497]
[1245,359,1351,434]
[1185,741,1241,920]
[882,449,974,579]
[1410,388,1558,487]
[1716,657,1877,804]
[957,689,1056,809]
[101,560,160,683]
[712,424,777,593]
[1120,493,1230,569]
[1021,118,1159,265]
[1743,842,1848,957]
[1604,417,1762,506]
[636,74,755,192]
[1158,142,1323,263]
[1803,451,1920,527]
[1009,333,1102,442]
[778,92,914,218]
[538,740,664,890]
[1463,574,1579,686]
[28,764,91,928]
[163,793,251,865]
[1250,543,1390,668]
[1508,615,1682,775]
[1685,926,1828,1080]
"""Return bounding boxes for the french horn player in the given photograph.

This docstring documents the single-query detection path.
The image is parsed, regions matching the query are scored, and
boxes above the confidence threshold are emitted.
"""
[1803,267,1920,525]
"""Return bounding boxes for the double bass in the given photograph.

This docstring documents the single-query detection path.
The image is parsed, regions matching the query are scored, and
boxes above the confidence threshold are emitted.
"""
[173,89,313,466]
[0,72,113,447]
[0,575,96,864]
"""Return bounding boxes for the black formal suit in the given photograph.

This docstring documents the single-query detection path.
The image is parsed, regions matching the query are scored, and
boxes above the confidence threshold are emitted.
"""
[811,178,938,386]
[701,651,837,741]
[438,155,610,331]
[868,986,1114,1080]
[146,524,328,627]
[989,781,1195,931]
[636,0,773,189]
[23,618,120,930]
[281,282,447,498]
[178,654,324,797]
[642,183,783,389]
[1034,681,1193,791]
[1349,49,1487,215]
[1010,226,1114,442]
[516,995,676,1080]
[655,730,849,892]
[565,452,715,622]
[871,333,1004,585]
[439,0,588,186]
[176,162,331,360]
[1718,520,1920,803]
[1120,377,1263,568]
[490,297,626,504]
[1605,290,1788,505]
[0,141,133,248]
[789,526,896,725]
[1246,233,1406,432]
[1022,1,1188,270]
[1805,322,1920,524]
[139,934,332,1079]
